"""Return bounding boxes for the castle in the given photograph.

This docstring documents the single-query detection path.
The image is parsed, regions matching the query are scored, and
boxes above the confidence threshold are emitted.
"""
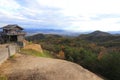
[0,24,26,44]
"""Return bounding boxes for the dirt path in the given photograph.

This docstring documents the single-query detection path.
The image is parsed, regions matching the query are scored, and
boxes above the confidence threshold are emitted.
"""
[0,54,103,80]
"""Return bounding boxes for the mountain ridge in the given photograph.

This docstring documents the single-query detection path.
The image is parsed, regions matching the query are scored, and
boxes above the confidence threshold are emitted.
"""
[89,30,112,36]
[24,28,120,36]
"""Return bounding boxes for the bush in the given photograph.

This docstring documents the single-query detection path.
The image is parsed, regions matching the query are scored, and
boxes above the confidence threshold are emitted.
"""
[98,52,120,80]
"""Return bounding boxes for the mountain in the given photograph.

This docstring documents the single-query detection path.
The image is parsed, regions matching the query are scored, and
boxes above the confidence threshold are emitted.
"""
[89,30,112,36]
[26,30,120,43]
[24,28,80,36]
[26,33,63,41]
[24,28,120,36]
[78,30,120,43]
[78,30,112,39]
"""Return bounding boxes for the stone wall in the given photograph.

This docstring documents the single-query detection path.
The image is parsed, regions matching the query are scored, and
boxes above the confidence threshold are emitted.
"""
[0,44,18,65]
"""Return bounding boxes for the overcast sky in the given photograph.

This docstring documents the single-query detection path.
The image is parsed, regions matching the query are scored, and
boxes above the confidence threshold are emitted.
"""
[0,0,120,32]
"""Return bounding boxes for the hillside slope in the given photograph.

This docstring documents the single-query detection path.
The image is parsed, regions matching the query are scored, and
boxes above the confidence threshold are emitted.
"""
[0,54,103,80]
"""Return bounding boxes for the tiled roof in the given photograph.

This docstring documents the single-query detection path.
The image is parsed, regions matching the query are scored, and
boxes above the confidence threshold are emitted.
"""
[2,24,23,30]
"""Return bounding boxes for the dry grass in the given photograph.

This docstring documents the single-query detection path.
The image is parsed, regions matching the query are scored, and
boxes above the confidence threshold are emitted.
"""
[23,40,43,53]
[20,49,53,58]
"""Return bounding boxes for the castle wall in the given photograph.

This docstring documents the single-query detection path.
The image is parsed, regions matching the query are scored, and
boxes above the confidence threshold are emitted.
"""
[0,44,18,65]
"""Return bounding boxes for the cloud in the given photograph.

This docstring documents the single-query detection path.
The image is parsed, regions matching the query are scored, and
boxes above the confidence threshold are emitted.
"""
[90,14,120,21]
[0,0,73,29]
[0,0,120,31]
[1,0,66,29]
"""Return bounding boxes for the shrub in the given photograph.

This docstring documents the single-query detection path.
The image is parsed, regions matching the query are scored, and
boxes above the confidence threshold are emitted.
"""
[98,52,120,80]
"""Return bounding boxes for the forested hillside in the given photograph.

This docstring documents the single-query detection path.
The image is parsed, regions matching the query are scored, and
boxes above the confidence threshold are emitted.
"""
[26,31,120,80]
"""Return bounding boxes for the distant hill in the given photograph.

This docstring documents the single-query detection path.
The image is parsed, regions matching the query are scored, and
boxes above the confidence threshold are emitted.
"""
[26,31,120,49]
[78,30,120,42]
[26,30,120,43]
[24,28,120,36]
[89,30,112,36]
[26,33,63,41]
[25,28,80,36]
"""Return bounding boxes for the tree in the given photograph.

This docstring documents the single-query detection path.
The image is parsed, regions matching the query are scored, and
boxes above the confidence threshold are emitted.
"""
[98,52,120,80]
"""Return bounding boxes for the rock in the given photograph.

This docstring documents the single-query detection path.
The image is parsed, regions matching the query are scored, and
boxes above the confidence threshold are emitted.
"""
[0,54,104,80]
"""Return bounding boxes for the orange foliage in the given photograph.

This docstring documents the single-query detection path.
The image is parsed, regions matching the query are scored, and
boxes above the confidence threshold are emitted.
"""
[58,50,65,59]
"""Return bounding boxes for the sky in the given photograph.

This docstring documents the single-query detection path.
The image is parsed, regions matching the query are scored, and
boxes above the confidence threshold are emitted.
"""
[0,0,120,32]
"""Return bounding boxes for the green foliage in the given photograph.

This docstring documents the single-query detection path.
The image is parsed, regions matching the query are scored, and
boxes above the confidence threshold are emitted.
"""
[98,42,120,48]
[64,47,120,80]
[80,51,98,70]
[64,47,98,71]
[98,52,120,80]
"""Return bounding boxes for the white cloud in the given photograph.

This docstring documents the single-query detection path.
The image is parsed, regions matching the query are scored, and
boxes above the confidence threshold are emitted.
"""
[0,0,20,9]
[67,17,120,31]
[0,0,120,31]
[36,0,120,15]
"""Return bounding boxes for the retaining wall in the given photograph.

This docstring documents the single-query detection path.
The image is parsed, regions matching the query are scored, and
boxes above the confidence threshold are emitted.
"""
[0,44,17,65]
